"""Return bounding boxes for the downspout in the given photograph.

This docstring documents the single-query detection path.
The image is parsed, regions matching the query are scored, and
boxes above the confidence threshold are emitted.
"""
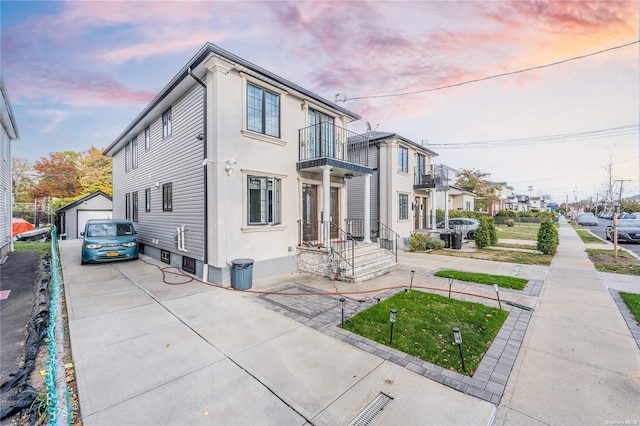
[188,67,209,282]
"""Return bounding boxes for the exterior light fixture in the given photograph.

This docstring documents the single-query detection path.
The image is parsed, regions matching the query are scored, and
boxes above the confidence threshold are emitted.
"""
[410,270,415,290]
[453,326,465,371]
[493,283,502,309]
[339,297,346,327]
[224,159,237,175]
[344,173,354,180]
[448,275,454,298]
[376,297,381,304]
[389,309,397,345]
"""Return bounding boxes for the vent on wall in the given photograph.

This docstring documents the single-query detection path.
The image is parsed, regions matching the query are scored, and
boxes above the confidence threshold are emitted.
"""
[182,256,196,274]
[160,249,171,264]
[138,243,145,254]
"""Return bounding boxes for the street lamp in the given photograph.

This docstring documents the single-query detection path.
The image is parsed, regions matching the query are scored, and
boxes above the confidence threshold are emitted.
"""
[389,309,397,345]
[410,270,415,290]
[453,326,465,371]
[448,275,454,298]
[339,297,346,327]
[493,283,502,309]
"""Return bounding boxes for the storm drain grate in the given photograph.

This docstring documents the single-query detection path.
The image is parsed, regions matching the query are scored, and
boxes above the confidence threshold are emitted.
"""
[348,393,393,426]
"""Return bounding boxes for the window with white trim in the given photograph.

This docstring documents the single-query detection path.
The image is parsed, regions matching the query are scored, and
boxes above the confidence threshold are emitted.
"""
[162,183,172,211]
[162,108,172,138]
[132,191,138,222]
[248,176,281,225]
[131,137,138,169]
[125,143,130,172]
[145,126,150,150]
[247,83,280,138]
[398,146,408,173]
[145,188,151,212]
[399,194,408,220]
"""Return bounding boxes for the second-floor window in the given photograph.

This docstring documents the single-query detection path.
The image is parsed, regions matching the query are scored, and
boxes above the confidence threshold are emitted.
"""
[125,144,130,172]
[398,146,408,173]
[248,176,281,225]
[145,126,150,150]
[307,109,334,158]
[162,183,172,211]
[247,83,280,138]
[399,194,408,220]
[162,108,172,138]
[131,137,138,169]
[417,154,425,176]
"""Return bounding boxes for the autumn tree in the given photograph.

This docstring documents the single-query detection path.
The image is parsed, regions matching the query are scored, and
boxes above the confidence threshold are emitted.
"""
[12,156,35,203]
[78,146,112,196]
[455,169,502,213]
[30,151,81,198]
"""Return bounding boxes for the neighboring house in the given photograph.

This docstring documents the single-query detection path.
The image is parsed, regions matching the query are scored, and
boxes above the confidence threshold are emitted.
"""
[346,131,451,244]
[56,191,113,239]
[434,165,476,212]
[103,42,387,286]
[0,74,19,258]
[529,196,542,210]
[487,182,514,214]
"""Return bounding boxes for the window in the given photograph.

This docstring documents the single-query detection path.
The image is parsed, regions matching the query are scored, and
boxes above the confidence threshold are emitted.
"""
[307,109,334,158]
[247,83,280,137]
[132,191,138,222]
[125,143,131,172]
[131,137,138,169]
[398,146,408,173]
[182,256,196,274]
[248,176,281,225]
[162,108,172,138]
[145,188,151,212]
[162,183,172,211]
[399,194,408,220]
[465,201,471,211]
[417,154,425,177]
[125,193,131,219]
[145,126,150,150]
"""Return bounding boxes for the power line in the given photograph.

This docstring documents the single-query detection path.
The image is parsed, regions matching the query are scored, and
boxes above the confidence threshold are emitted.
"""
[426,124,639,149]
[340,40,639,102]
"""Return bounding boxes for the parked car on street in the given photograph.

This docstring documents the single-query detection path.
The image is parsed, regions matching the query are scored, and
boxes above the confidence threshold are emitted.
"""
[605,219,640,243]
[436,218,480,239]
[576,213,599,226]
[80,219,138,264]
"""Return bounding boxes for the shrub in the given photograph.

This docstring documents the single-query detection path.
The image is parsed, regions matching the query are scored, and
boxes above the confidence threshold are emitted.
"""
[474,218,492,249]
[505,219,515,227]
[537,219,559,255]
[487,217,498,245]
[495,210,518,217]
[408,233,445,252]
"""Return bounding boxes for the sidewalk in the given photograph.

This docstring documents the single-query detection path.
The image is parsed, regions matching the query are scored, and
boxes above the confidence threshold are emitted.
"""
[494,217,640,424]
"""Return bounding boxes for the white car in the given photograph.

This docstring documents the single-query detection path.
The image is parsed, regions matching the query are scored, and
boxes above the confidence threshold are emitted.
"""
[576,213,599,226]
[436,218,480,239]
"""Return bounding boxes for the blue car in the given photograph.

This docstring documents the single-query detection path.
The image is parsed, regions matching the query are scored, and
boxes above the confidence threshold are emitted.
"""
[81,219,138,264]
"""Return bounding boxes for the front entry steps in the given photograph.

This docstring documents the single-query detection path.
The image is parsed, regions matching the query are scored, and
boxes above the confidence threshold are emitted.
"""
[341,242,398,283]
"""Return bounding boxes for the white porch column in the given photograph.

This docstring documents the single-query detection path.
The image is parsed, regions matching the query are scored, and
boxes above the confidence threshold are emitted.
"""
[322,165,332,249]
[444,189,450,230]
[430,188,437,230]
[363,173,371,243]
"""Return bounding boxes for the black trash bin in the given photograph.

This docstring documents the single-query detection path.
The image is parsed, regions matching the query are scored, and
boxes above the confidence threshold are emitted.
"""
[230,258,254,290]
[440,233,451,249]
[451,232,462,250]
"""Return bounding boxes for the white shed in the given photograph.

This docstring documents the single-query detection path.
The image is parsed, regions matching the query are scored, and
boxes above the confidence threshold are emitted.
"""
[56,191,113,239]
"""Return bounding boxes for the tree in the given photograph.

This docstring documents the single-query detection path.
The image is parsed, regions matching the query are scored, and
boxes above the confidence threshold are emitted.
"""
[455,169,502,214]
[601,160,617,212]
[78,147,112,196]
[30,151,81,198]
[12,156,35,203]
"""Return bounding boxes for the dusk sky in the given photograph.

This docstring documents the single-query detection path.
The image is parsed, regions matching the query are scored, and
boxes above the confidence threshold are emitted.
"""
[2,1,638,203]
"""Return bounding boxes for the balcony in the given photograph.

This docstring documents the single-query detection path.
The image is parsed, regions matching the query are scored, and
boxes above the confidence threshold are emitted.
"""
[297,122,372,177]
[414,164,450,190]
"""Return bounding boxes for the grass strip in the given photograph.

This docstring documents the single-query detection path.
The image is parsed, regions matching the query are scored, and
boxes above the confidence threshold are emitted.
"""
[430,248,553,266]
[575,230,605,244]
[13,241,51,257]
[619,292,640,325]
[342,291,508,375]
[434,269,528,290]
[585,248,640,276]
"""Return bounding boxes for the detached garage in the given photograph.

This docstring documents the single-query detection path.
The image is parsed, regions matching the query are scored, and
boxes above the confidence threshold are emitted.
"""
[56,191,113,239]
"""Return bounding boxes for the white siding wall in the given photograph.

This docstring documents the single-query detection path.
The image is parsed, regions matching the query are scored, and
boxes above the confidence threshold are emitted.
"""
[0,128,10,255]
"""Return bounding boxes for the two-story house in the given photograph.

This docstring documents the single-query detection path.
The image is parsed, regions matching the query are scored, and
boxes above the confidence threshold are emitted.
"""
[104,43,391,286]
[1,74,19,258]
[433,164,476,213]
[346,131,455,245]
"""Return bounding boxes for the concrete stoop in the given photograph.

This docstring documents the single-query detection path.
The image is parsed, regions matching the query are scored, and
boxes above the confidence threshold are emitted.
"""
[342,242,399,283]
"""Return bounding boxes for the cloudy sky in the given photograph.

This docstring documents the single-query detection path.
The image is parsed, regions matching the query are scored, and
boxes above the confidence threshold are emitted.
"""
[2,1,638,203]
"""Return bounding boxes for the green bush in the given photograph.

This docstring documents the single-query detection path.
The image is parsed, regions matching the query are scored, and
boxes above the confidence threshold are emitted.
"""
[408,233,445,252]
[487,217,498,245]
[449,210,484,220]
[474,218,492,249]
[505,219,515,227]
[495,210,518,217]
[537,219,559,255]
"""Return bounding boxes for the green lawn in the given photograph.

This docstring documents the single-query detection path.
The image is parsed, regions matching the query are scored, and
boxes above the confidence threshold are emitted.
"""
[575,229,605,244]
[12,241,51,257]
[342,291,508,375]
[496,223,540,241]
[585,248,640,276]
[434,270,528,290]
[619,292,640,325]
[430,248,553,266]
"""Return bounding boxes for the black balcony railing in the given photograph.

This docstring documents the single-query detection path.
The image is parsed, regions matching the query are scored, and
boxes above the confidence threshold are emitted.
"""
[414,164,450,186]
[299,122,369,166]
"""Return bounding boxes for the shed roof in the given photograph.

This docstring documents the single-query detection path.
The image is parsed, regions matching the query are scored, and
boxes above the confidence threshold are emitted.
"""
[56,190,112,213]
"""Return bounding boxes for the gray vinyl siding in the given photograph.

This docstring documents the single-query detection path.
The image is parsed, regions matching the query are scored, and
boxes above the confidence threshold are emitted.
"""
[113,85,206,260]
[0,129,10,254]
[347,145,379,221]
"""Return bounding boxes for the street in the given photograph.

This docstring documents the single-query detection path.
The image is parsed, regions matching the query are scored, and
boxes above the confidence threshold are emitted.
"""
[586,218,640,257]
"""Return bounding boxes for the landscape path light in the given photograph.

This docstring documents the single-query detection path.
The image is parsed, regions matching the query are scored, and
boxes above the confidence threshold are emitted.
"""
[410,270,415,290]
[389,309,397,345]
[448,275,454,298]
[493,283,502,309]
[339,297,346,327]
[453,326,466,372]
